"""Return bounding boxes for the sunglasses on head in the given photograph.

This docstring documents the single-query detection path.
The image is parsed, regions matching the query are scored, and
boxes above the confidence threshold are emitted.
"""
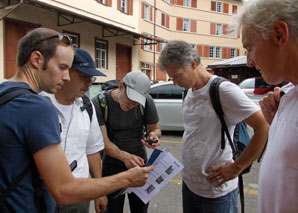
[34,33,72,46]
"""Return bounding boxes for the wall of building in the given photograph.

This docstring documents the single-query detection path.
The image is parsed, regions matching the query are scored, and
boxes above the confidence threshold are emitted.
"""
[139,0,244,81]
[0,1,141,81]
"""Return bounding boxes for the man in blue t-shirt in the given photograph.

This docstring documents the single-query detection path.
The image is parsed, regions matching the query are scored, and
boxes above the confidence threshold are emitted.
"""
[0,27,153,212]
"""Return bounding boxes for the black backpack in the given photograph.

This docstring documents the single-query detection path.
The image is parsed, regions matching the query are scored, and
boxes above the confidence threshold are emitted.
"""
[81,95,93,122]
[0,87,47,212]
[209,77,251,213]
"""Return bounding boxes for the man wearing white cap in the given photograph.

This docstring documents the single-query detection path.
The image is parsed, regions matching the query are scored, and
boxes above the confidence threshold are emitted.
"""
[92,71,162,213]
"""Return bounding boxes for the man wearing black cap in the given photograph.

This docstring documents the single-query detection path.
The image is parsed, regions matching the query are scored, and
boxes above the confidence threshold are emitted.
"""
[92,71,162,213]
[42,47,107,213]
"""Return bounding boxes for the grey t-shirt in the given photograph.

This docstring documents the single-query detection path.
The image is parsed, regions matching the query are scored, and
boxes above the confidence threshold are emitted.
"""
[92,90,159,163]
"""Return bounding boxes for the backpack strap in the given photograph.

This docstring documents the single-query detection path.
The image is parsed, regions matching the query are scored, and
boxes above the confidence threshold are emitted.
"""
[209,77,238,159]
[0,88,35,105]
[81,95,93,122]
[0,87,35,205]
[209,77,245,213]
[98,91,108,122]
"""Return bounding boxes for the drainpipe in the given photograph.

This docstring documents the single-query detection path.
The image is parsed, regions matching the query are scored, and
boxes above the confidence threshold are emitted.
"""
[0,0,23,21]
[153,0,156,80]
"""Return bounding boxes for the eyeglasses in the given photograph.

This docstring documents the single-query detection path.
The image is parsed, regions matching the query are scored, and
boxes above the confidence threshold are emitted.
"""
[34,33,72,46]
[79,75,97,83]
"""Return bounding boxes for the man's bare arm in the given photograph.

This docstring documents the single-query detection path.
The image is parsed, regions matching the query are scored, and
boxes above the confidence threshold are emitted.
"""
[33,143,153,205]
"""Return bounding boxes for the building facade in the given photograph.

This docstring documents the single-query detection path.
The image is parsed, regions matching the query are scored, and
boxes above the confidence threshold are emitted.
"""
[0,0,243,82]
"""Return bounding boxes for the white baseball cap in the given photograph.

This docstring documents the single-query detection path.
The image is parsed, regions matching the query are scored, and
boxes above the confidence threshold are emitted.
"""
[122,71,151,107]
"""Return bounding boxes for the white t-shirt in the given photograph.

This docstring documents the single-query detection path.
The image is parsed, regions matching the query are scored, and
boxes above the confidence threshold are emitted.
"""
[41,93,104,178]
[258,83,298,213]
[182,75,259,198]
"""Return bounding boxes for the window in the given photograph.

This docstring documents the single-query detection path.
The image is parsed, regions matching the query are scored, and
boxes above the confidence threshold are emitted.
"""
[144,3,150,20]
[231,48,236,58]
[183,0,190,7]
[232,5,238,14]
[161,40,167,50]
[95,39,107,69]
[140,62,152,77]
[143,33,151,51]
[209,46,215,58]
[215,47,221,58]
[149,84,183,99]
[217,2,222,12]
[209,46,221,58]
[121,0,128,13]
[63,31,80,48]
[191,44,196,49]
[183,19,190,32]
[216,23,222,36]
[98,0,106,4]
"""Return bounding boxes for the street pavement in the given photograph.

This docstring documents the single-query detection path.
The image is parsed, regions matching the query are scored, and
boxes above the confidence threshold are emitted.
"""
[90,130,261,213]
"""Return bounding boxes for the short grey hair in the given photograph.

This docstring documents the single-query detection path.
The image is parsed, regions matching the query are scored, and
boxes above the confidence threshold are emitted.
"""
[158,40,201,71]
[233,0,298,39]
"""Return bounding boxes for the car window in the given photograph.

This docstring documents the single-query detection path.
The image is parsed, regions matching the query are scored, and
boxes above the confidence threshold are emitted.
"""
[149,84,183,99]
[255,78,270,88]
[239,78,254,89]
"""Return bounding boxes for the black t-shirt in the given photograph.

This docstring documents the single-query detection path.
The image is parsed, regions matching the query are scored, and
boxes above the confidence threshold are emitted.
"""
[92,90,159,164]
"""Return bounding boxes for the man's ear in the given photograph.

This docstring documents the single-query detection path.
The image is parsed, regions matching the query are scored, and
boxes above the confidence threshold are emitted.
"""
[272,20,289,48]
[191,60,198,70]
[118,81,124,90]
[30,50,43,69]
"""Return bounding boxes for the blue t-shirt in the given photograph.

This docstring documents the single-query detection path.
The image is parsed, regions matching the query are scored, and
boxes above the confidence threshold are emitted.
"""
[0,81,61,212]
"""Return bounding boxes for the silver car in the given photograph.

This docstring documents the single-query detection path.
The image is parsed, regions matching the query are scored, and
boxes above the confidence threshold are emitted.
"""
[149,81,184,131]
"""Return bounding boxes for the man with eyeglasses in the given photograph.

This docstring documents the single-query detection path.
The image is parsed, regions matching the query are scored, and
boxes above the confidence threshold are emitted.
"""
[0,28,153,212]
[41,47,107,213]
[92,71,162,213]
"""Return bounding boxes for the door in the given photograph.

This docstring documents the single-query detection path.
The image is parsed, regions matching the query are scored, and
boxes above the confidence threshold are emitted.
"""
[116,43,132,80]
[4,19,39,79]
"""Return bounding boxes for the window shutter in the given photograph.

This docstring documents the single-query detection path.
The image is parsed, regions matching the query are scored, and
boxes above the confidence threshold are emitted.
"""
[191,0,197,8]
[141,33,144,50]
[161,13,165,26]
[223,3,229,14]
[197,45,203,57]
[203,45,210,57]
[141,2,144,19]
[211,1,216,11]
[171,0,177,4]
[128,0,133,15]
[149,35,153,50]
[107,0,112,6]
[177,0,183,6]
[222,47,228,59]
[210,23,216,35]
[166,15,170,28]
[176,18,183,31]
[117,0,121,11]
[227,48,231,58]
[190,20,197,33]
[223,24,229,35]
[150,6,153,21]
[237,49,240,56]
[157,41,161,52]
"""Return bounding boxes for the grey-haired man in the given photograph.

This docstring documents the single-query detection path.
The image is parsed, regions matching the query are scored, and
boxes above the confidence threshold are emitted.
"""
[92,71,162,213]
